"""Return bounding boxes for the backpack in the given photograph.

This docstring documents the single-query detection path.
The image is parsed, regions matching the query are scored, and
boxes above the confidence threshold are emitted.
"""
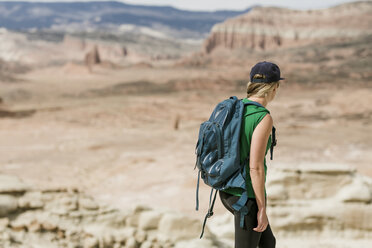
[194,96,276,238]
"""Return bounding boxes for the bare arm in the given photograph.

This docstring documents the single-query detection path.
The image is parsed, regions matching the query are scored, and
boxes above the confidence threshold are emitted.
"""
[249,113,272,231]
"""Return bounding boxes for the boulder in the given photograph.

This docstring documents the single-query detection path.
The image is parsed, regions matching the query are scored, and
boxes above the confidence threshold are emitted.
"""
[111,227,136,243]
[335,175,371,203]
[174,238,215,248]
[0,174,29,194]
[157,212,212,242]
[79,196,99,211]
[140,241,152,248]
[126,205,151,227]
[83,236,99,248]
[18,191,44,209]
[135,229,147,243]
[0,218,9,232]
[0,195,18,217]
[125,236,139,248]
[138,210,163,230]
[207,212,234,240]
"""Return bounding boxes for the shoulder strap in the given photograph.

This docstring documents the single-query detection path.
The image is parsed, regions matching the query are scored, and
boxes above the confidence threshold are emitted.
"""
[270,126,276,160]
[199,188,218,238]
[243,101,265,108]
[240,99,268,111]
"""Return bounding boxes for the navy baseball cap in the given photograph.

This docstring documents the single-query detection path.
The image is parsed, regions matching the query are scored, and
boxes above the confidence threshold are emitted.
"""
[250,61,285,83]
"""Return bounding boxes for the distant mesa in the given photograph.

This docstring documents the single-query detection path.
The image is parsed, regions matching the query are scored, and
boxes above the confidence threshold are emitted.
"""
[203,2,372,53]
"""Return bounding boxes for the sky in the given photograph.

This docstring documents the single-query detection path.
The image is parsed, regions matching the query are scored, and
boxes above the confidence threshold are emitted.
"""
[0,0,362,11]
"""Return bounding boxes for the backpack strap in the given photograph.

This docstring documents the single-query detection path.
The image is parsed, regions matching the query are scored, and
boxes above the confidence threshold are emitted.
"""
[199,188,218,238]
[238,200,254,228]
[270,126,276,160]
[195,170,201,211]
[230,158,251,228]
[232,191,249,228]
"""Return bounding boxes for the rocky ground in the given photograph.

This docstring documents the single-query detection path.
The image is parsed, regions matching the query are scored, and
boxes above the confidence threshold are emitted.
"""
[0,173,220,248]
[1,163,371,247]
[210,163,372,248]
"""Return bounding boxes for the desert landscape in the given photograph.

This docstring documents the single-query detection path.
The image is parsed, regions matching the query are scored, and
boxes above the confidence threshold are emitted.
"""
[0,1,372,247]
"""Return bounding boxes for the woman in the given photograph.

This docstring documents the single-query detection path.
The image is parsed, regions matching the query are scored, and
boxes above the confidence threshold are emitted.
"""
[219,61,283,248]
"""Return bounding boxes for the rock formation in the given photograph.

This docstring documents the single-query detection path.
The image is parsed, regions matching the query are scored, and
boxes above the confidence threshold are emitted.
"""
[267,163,372,236]
[85,45,101,72]
[1,162,371,247]
[122,47,128,56]
[203,1,372,53]
[208,163,372,247]
[0,174,217,248]
[172,114,180,130]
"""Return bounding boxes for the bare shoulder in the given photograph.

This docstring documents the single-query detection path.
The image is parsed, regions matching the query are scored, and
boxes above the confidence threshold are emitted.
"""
[250,112,273,162]
[260,113,273,128]
[253,113,273,137]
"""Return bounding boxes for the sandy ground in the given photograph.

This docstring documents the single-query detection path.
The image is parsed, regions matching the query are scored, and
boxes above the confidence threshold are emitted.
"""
[0,63,371,223]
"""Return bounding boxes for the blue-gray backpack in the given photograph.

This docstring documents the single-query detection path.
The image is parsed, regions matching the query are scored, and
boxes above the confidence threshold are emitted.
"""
[194,96,276,238]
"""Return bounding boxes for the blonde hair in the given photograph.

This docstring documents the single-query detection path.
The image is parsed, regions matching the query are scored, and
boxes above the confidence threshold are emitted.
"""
[246,74,279,98]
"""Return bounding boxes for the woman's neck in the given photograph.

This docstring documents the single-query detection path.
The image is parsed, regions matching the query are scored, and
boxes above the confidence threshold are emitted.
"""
[247,97,268,107]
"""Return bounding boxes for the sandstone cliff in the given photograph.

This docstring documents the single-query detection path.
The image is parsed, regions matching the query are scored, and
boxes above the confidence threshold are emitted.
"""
[0,174,218,248]
[203,1,372,53]
[1,162,372,248]
[209,163,372,248]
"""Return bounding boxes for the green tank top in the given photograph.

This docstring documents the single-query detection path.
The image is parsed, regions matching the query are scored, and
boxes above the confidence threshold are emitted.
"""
[222,98,272,198]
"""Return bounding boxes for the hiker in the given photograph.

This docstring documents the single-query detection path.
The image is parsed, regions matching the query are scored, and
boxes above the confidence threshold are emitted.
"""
[219,61,283,248]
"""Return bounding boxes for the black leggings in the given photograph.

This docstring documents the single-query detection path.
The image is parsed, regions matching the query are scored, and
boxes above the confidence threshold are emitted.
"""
[219,190,276,248]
